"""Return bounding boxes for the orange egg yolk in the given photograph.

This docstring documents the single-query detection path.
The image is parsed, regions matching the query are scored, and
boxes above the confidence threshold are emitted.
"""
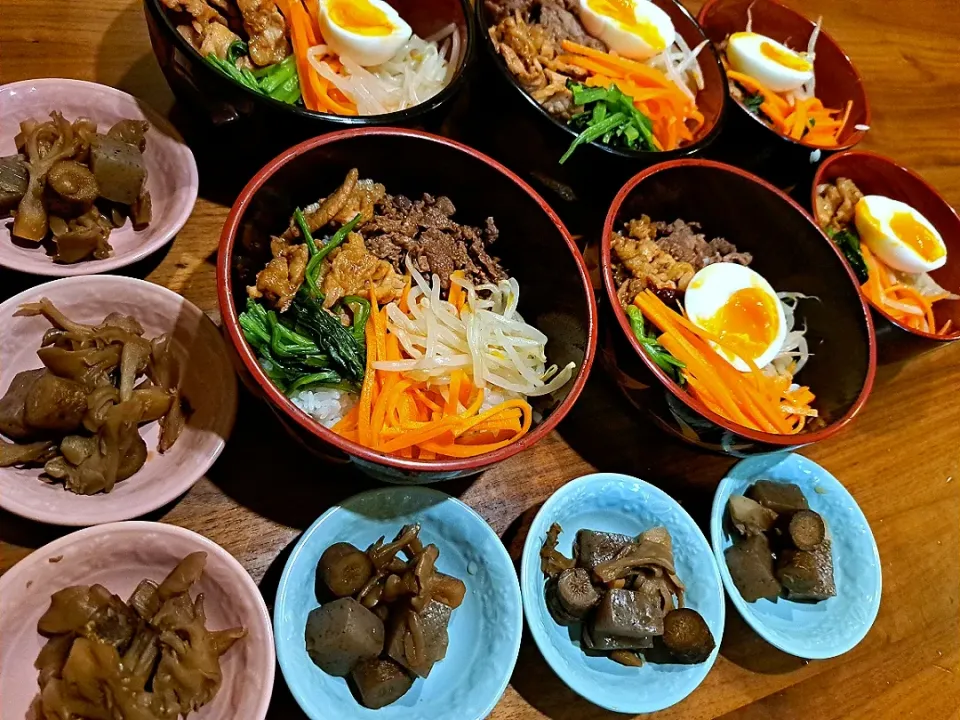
[701,287,780,363]
[586,0,665,50]
[760,41,813,72]
[889,211,945,262]
[327,0,393,36]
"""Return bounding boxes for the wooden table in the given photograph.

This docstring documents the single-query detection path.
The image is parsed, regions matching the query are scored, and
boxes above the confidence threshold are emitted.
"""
[3,0,960,717]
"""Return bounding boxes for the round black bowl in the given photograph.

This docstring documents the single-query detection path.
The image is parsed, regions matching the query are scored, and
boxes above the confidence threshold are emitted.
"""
[144,0,475,148]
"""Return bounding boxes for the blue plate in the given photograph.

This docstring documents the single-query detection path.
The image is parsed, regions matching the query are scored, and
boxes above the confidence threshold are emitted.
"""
[520,473,725,714]
[275,487,522,720]
[711,452,882,659]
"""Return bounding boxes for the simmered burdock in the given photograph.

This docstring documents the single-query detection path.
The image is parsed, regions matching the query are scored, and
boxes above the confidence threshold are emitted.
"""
[727,495,778,536]
[592,588,664,641]
[747,480,809,514]
[305,598,385,677]
[350,657,414,709]
[549,568,600,624]
[320,542,375,597]
[45,160,99,216]
[575,529,634,572]
[780,541,836,602]
[540,522,576,578]
[786,510,826,551]
[661,608,715,664]
[386,599,452,678]
[724,534,782,602]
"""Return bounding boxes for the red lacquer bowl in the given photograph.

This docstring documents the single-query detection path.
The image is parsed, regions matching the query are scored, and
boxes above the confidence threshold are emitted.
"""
[812,151,960,355]
[217,128,597,483]
[697,0,869,186]
[601,159,876,455]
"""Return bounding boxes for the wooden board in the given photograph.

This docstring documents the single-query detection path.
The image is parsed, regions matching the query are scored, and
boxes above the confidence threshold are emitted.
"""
[2,0,959,717]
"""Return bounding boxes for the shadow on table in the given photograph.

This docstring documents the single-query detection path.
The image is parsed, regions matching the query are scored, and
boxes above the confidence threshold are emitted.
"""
[719,597,808,674]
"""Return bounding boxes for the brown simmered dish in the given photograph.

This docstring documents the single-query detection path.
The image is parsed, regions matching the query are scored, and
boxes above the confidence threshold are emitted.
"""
[305,524,466,709]
[32,552,246,719]
[0,300,189,494]
[2,112,152,264]
[724,480,836,603]
[540,523,715,667]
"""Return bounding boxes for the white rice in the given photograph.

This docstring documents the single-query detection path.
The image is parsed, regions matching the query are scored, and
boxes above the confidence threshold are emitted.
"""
[291,388,357,428]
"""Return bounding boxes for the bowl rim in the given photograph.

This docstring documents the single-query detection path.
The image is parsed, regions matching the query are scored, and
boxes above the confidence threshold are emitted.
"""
[273,485,523,720]
[812,149,960,342]
[600,157,878,447]
[217,126,598,472]
[0,520,276,720]
[519,471,726,713]
[475,0,728,161]
[0,77,198,277]
[696,0,871,152]
[0,275,238,525]
[709,453,882,659]
[145,0,475,125]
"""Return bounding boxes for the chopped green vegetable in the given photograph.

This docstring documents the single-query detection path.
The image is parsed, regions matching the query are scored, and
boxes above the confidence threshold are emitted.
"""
[625,305,686,384]
[743,92,765,113]
[304,213,363,295]
[288,290,366,383]
[561,82,657,164]
[204,46,301,106]
[826,227,869,283]
[342,295,371,345]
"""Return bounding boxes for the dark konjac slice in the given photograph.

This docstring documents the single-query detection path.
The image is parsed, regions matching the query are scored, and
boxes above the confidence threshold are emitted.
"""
[592,588,665,640]
[660,608,715,664]
[0,368,46,439]
[582,623,653,651]
[746,481,809,515]
[0,154,29,212]
[89,134,147,205]
[781,540,836,602]
[724,534,781,603]
[727,495,779,537]
[350,656,414,709]
[305,598,385,677]
[776,549,820,595]
[575,530,634,572]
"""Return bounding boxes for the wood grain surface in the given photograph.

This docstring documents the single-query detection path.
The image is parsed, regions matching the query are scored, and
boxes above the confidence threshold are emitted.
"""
[2,0,960,717]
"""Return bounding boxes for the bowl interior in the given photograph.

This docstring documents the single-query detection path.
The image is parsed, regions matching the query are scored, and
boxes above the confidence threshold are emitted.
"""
[698,0,868,148]
[275,487,522,720]
[815,152,960,339]
[0,276,236,525]
[0,522,275,720]
[0,79,197,276]
[520,473,724,714]
[603,161,873,439]
[223,131,594,468]
[476,0,726,155]
[710,453,881,659]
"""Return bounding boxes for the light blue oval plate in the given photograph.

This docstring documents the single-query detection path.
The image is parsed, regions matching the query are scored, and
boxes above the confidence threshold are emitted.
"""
[710,452,882,659]
[520,473,725,714]
[275,487,522,720]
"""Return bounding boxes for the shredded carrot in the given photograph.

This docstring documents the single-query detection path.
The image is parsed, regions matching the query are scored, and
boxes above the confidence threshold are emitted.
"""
[634,291,816,435]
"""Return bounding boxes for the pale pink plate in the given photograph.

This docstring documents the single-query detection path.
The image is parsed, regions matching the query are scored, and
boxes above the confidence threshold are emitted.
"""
[0,78,198,276]
[0,275,237,525]
[0,521,275,720]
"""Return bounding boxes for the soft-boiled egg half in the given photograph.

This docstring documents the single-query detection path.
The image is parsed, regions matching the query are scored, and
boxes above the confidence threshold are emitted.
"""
[684,263,787,372]
[726,32,813,93]
[318,0,412,67]
[578,0,675,61]
[854,195,947,274]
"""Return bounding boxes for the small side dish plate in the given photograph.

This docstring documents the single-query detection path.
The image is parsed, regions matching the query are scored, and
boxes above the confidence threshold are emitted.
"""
[520,472,725,715]
[710,452,882,659]
[0,521,275,720]
[274,487,522,720]
[0,78,198,276]
[0,275,237,525]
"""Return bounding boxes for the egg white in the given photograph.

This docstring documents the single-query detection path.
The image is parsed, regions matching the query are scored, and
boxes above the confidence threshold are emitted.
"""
[684,263,787,372]
[726,32,813,93]
[578,0,675,61]
[854,195,947,274]
[318,0,412,68]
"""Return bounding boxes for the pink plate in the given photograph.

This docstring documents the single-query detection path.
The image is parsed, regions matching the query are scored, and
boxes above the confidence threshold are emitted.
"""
[0,275,237,525]
[0,521,275,720]
[0,78,198,276]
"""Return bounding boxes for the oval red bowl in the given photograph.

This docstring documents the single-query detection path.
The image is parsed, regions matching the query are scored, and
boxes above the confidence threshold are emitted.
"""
[217,128,597,483]
[812,150,960,348]
[601,159,876,454]
[697,0,869,184]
